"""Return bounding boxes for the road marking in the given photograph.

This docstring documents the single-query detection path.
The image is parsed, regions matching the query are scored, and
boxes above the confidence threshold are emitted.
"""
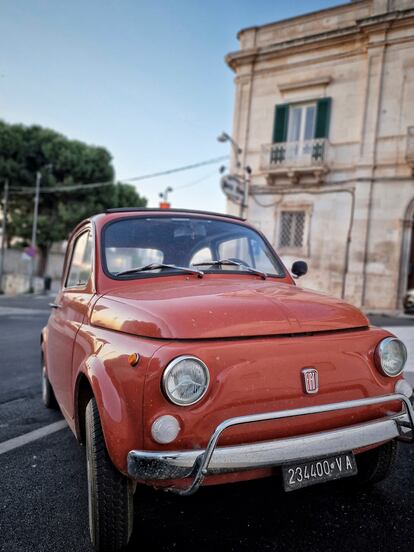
[0,306,49,316]
[0,420,67,455]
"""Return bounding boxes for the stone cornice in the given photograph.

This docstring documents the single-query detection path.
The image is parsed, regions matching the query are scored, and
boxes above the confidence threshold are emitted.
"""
[357,7,414,30]
[236,0,369,39]
[226,7,414,72]
[226,25,361,71]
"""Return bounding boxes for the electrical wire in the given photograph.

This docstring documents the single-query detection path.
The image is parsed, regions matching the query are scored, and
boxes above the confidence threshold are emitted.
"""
[121,155,228,183]
[7,155,228,194]
[174,169,218,191]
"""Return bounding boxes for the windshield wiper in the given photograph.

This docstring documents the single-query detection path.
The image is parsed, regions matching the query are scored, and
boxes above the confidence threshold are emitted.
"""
[192,259,267,280]
[116,263,204,278]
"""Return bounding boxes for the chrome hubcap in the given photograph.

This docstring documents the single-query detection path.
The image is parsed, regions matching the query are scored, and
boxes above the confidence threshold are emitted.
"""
[41,366,47,403]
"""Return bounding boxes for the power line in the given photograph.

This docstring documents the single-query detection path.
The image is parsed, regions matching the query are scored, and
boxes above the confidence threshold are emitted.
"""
[7,155,228,194]
[121,155,228,183]
[174,169,218,191]
[9,180,114,194]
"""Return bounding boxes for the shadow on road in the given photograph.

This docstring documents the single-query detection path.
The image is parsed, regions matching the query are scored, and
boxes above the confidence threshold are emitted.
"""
[130,450,412,552]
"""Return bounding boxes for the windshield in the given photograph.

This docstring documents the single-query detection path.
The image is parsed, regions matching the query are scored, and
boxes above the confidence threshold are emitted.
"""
[102,216,285,278]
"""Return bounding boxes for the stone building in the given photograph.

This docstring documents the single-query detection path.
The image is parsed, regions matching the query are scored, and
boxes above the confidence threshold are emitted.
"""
[225,0,414,311]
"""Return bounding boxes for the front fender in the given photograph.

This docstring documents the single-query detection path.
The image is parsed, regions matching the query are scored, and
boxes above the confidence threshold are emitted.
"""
[72,325,166,475]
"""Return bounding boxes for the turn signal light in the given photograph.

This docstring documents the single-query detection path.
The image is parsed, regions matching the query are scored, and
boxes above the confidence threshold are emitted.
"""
[128,353,140,367]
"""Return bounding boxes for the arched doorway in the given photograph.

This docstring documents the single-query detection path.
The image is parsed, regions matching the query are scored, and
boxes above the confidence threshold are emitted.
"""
[398,199,414,308]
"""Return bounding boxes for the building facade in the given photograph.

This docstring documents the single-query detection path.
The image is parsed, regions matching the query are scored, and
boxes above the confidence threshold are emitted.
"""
[225,0,414,311]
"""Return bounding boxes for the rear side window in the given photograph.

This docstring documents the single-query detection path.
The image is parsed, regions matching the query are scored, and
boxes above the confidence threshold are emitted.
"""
[66,231,93,288]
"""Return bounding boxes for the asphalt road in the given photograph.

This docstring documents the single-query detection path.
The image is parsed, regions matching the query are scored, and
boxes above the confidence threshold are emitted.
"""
[1,295,414,552]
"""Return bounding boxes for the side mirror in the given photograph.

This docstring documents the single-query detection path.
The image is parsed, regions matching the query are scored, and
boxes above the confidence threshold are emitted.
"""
[291,260,308,279]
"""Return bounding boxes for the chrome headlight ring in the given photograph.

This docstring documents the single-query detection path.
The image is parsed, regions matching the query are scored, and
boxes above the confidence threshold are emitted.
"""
[162,355,210,406]
[375,337,407,377]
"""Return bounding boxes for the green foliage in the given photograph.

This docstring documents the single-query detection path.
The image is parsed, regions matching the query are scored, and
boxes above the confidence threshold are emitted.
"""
[0,120,147,253]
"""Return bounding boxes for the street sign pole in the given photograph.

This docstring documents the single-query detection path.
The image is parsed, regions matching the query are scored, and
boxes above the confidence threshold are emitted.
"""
[240,167,251,219]
[29,171,41,293]
[0,179,9,294]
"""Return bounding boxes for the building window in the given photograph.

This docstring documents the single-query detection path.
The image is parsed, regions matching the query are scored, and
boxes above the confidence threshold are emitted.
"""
[272,98,331,144]
[287,103,316,144]
[279,211,306,248]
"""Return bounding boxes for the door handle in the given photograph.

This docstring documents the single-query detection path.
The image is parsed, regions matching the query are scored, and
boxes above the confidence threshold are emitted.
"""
[49,302,62,309]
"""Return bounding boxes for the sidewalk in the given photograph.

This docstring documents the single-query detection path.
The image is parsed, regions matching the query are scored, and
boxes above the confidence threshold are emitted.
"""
[384,326,414,387]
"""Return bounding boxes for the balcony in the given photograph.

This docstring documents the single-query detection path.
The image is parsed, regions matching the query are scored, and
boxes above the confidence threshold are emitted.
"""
[260,139,329,185]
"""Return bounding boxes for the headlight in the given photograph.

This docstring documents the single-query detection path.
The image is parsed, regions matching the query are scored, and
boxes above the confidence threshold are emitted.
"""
[375,337,407,377]
[162,356,210,406]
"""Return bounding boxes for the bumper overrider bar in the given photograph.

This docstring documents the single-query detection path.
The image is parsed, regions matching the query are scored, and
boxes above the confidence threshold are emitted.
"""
[128,394,414,496]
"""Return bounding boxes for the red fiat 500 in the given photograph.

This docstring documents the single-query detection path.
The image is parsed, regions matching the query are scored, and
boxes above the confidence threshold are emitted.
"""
[42,209,412,551]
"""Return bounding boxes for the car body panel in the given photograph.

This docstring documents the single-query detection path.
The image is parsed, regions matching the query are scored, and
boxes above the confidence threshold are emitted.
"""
[70,324,166,470]
[90,278,368,340]
[42,209,407,486]
[142,327,399,453]
[47,288,93,419]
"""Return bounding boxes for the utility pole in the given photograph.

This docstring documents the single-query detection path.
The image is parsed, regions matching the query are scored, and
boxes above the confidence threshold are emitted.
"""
[0,179,9,294]
[29,171,41,293]
[241,166,252,219]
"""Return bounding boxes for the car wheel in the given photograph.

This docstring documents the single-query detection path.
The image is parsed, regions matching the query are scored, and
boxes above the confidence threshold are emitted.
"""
[354,440,399,485]
[85,397,134,552]
[41,361,58,409]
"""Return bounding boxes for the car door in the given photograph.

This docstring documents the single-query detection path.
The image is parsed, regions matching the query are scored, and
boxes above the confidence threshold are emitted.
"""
[47,227,95,420]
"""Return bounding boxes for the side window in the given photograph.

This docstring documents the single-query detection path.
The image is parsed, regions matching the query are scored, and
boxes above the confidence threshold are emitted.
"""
[66,231,93,288]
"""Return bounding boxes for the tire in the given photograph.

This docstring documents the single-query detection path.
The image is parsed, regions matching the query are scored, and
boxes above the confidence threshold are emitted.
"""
[85,398,134,551]
[354,440,399,485]
[41,362,58,409]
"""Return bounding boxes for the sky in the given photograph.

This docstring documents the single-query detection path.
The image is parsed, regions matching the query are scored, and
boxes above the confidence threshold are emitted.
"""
[0,0,345,212]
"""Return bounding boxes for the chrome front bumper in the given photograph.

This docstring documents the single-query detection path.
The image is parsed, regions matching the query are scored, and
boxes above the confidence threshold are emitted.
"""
[128,394,414,495]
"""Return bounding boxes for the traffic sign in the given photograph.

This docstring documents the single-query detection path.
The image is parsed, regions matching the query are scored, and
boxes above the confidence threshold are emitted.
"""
[220,175,244,205]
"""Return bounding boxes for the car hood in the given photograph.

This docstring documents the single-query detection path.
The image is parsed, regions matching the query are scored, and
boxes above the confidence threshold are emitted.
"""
[91,277,369,340]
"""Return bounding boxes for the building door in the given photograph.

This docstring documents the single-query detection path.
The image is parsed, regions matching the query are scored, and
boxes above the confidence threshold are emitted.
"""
[408,219,414,290]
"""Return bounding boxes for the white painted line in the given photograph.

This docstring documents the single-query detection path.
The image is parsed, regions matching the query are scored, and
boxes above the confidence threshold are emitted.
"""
[0,306,48,316]
[0,420,67,455]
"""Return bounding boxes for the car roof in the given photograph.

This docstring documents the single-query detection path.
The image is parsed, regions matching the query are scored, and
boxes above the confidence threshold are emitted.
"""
[68,208,248,242]
[104,208,246,221]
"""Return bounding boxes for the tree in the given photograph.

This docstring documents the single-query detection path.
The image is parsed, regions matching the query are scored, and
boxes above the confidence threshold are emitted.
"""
[0,121,147,275]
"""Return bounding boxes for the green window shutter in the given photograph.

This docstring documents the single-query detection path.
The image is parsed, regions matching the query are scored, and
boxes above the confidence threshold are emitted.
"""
[272,104,289,143]
[314,97,332,139]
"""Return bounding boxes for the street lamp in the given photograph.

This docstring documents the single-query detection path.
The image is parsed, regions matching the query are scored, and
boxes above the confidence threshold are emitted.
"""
[216,132,242,168]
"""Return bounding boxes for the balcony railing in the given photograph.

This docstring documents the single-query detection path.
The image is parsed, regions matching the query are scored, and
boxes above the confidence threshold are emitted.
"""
[261,139,328,171]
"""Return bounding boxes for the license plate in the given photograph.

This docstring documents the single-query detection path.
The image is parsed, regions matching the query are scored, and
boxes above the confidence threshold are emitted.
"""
[282,452,357,492]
